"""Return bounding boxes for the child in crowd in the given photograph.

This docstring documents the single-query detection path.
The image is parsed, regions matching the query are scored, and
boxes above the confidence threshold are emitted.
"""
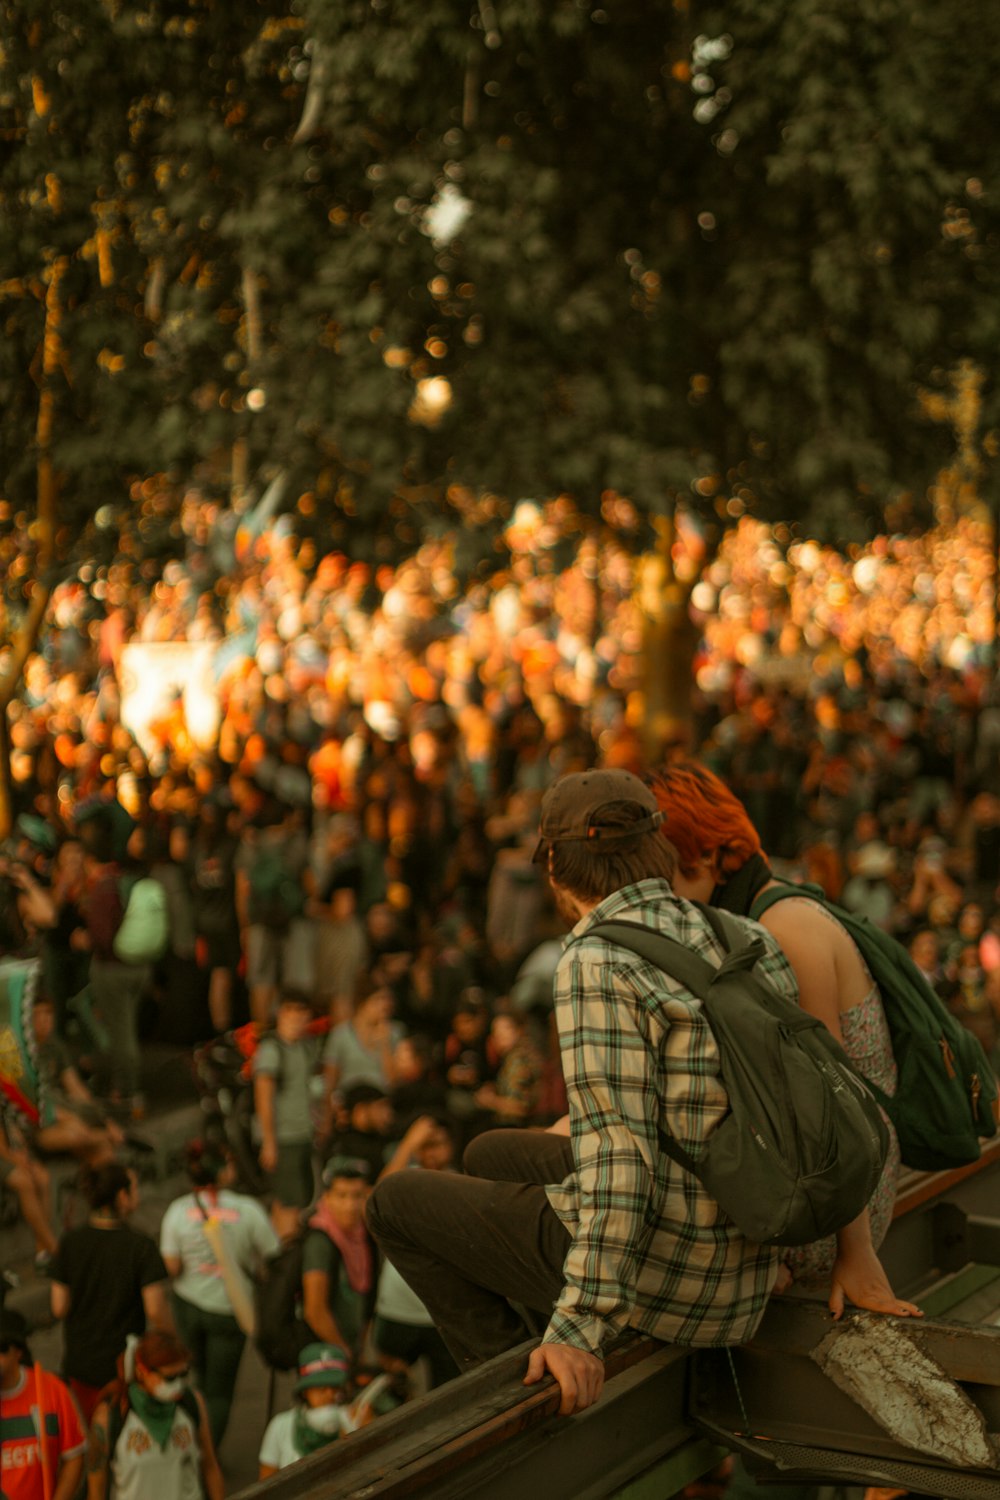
[258,1342,370,1477]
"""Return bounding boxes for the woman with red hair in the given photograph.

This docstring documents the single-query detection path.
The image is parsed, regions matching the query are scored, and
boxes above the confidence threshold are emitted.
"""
[647,761,918,1321]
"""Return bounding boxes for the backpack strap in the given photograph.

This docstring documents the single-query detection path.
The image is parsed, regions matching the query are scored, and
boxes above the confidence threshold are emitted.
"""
[104,1389,131,1498]
[588,907,762,994]
[179,1388,201,1431]
[586,920,716,999]
[583,910,762,1178]
[749,879,826,922]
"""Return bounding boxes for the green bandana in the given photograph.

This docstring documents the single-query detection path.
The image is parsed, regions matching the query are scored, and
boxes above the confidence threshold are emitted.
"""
[128,1382,178,1451]
[292,1407,339,1458]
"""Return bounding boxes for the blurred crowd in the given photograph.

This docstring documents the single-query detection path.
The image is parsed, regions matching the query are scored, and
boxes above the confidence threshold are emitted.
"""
[2,490,1000,1495]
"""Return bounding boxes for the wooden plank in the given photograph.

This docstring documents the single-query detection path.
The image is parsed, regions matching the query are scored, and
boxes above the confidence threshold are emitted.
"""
[893,1136,1000,1219]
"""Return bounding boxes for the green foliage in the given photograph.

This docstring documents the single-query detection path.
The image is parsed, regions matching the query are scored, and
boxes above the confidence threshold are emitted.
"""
[0,0,997,562]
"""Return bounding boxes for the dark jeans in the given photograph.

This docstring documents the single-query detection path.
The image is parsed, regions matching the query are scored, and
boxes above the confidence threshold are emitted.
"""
[88,957,150,1099]
[172,1294,246,1446]
[365,1129,574,1371]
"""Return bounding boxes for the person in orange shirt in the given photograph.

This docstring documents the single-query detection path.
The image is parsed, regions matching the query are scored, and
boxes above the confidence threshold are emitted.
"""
[0,1307,86,1500]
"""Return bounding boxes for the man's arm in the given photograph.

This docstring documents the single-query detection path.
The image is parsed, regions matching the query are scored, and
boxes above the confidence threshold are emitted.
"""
[10,866,57,929]
[254,1070,279,1174]
[59,1064,99,1106]
[86,1403,111,1500]
[194,1391,225,1500]
[377,1116,438,1181]
[54,1453,84,1500]
[541,944,660,1361]
[142,1280,174,1331]
[301,1270,349,1347]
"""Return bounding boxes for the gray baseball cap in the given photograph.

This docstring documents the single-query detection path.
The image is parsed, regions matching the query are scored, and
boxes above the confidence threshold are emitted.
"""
[532,770,663,863]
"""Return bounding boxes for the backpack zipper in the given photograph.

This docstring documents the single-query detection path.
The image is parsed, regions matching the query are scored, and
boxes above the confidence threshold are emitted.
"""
[939,1036,956,1079]
[970,1072,981,1114]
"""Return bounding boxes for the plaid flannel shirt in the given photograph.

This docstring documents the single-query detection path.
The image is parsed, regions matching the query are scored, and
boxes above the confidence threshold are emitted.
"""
[543,878,799,1355]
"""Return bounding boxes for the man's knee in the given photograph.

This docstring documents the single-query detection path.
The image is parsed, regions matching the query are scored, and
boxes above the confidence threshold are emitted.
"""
[366,1171,415,1243]
[463,1131,503,1177]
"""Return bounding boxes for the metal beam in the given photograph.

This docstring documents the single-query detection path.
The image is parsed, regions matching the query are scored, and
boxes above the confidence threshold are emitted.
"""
[934,1202,1000,1273]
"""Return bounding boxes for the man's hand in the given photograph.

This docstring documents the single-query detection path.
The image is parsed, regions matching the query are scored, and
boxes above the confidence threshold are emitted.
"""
[523,1342,604,1416]
[259,1138,278,1174]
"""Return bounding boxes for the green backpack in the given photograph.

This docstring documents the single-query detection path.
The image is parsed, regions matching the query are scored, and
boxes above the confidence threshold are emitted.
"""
[751,882,1000,1172]
[587,905,889,1247]
[112,876,170,964]
[247,847,305,930]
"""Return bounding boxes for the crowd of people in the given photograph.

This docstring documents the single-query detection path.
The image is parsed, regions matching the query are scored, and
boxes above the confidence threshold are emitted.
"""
[2,492,1000,1498]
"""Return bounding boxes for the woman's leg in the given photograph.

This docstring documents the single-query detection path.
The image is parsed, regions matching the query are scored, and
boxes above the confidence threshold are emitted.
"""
[5,1159,57,1254]
[199,1309,246,1447]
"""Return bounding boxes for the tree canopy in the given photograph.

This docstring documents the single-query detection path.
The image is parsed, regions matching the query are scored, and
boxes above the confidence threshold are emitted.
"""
[1,0,997,564]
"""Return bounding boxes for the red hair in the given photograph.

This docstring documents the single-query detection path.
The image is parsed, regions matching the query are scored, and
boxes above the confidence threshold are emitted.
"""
[645,762,765,878]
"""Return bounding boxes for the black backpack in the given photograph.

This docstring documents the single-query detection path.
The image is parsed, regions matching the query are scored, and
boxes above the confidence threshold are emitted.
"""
[587,905,889,1247]
[751,881,1000,1171]
[254,1233,320,1372]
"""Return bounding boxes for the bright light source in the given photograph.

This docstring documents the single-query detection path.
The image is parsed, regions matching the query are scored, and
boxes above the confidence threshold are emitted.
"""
[423,183,472,246]
[409,376,452,426]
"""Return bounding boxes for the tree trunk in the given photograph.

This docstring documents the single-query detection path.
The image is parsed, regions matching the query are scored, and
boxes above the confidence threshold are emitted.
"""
[0,258,62,839]
[637,511,701,764]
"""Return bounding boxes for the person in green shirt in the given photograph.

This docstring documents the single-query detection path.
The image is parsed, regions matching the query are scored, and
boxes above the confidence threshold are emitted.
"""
[301,1158,377,1366]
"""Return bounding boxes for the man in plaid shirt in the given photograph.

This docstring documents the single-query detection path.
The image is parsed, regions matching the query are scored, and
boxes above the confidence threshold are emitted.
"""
[368,769,797,1416]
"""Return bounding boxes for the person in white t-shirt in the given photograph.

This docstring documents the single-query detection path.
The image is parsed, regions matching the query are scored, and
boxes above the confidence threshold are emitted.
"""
[160,1141,278,1447]
[258,1343,368,1477]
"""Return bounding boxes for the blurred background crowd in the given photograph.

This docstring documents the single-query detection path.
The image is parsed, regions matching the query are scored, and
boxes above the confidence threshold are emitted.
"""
[3,497,1000,1493]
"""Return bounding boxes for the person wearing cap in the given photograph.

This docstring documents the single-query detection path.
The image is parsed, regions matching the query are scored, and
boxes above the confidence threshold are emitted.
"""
[368,768,805,1417]
[301,1157,377,1365]
[0,1306,86,1500]
[258,1342,366,1476]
